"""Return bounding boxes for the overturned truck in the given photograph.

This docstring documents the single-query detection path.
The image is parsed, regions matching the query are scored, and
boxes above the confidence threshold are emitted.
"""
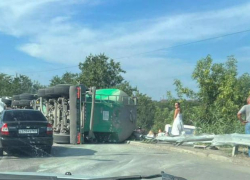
[32,84,137,144]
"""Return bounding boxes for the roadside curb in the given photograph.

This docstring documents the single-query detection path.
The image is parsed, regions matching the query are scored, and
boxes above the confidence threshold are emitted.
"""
[127,141,250,166]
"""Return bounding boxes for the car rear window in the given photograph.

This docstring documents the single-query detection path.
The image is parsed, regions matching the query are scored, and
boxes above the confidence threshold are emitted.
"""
[3,111,47,122]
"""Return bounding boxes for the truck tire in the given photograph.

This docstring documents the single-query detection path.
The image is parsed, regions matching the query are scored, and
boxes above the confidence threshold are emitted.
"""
[45,87,60,98]
[19,100,31,107]
[19,93,35,100]
[12,95,20,100]
[12,100,20,107]
[54,84,71,97]
[37,89,46,97]
[53,133,70,144]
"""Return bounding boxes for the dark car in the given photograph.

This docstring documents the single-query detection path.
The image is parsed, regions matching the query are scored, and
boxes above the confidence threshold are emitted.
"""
[0,109,53,156]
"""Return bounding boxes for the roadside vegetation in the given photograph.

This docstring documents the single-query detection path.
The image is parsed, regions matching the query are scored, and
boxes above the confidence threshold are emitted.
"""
[1,54,249,134]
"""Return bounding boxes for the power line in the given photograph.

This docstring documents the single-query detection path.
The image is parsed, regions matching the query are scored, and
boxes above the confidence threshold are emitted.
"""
[20,65,78,74]
[115,28,250,60]
[20,28,250,74]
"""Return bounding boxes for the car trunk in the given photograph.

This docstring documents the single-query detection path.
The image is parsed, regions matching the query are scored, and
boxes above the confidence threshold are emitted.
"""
[4,121,49,137]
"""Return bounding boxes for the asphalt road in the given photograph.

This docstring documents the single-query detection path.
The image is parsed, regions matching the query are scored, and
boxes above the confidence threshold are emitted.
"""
[0,143,249,180]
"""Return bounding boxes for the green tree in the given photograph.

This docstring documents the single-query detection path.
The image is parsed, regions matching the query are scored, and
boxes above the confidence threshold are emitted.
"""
[235,73,250,105]
[0,73,13,96]
[11,75,33,95]
[0,74,46,97]
[152,106,173,132]
[136,92,156,131]
[31,81,46,94]
[172,55,246,134]
[50,72,79,86]
[78,54,125,88]
[50,76,63,86]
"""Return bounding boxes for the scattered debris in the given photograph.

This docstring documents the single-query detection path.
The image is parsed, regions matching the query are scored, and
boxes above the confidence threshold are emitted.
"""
[193,145,208,149]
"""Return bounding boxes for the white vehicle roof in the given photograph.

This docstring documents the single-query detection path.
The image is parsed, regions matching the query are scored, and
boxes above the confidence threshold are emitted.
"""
[165,124,196,130]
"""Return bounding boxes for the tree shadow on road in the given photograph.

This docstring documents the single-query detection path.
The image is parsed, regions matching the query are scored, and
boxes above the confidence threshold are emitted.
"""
[3,146,97,158]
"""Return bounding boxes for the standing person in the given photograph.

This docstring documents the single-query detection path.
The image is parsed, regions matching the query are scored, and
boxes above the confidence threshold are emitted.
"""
[237,96,250,157]
[171,102,184,136]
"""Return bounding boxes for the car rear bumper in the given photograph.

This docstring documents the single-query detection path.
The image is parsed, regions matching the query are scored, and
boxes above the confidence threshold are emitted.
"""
[0,136,53,149]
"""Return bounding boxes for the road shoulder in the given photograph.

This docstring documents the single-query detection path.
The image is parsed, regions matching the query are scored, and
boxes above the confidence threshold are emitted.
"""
[127,141,250,166]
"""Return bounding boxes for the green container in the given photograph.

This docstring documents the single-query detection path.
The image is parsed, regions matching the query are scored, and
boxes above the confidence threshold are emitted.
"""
[83,89,136,142]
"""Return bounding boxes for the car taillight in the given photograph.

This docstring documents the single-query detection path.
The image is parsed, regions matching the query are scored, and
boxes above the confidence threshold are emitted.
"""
[1,123,9,135]
[47,123,53,135]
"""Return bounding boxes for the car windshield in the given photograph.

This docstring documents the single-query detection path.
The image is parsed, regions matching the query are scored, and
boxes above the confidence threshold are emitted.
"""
[3,111,47,122]
[1,1,250,180]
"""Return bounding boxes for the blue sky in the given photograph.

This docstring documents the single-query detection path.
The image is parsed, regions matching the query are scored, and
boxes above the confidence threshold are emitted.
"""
[0,0,250,100]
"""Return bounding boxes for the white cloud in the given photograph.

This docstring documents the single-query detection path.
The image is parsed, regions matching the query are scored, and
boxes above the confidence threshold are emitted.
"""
[122,57,196,99]
[14,2,250,65]
[19,43,42,57]
[1,1,250,99]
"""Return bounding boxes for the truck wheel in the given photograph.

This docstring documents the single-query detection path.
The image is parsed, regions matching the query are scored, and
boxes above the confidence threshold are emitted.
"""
[53,133,70,144]
[37,89,46,97]
[12,95,20,100]
[12,100,20,107]
[54,84,71,97]
[45,87,60,98]
[19,100,31,107]
[19,93,35,100]
[0,148,3,156]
